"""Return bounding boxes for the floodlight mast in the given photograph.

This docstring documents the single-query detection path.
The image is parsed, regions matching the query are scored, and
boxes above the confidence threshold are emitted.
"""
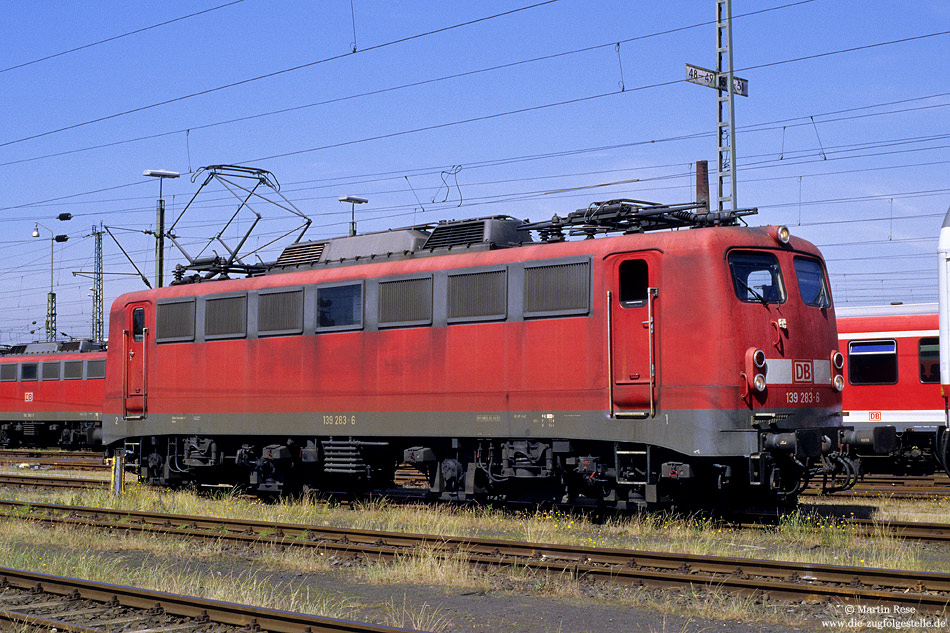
[339,195,368,236]
[144,169,180,288]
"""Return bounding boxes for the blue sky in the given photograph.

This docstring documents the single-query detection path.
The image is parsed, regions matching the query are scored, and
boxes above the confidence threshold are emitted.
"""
[0,0,947,343]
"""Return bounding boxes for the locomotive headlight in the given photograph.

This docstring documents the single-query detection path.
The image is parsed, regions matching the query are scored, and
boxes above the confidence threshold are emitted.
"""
[833,374,845,392]
[753,373,767,392]
[752,349,766,369]
[777,226,791,244]
[832,351,844,370]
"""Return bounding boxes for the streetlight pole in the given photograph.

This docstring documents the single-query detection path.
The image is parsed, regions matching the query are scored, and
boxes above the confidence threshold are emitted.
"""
[338,195,368,237]
[32,221,70,343]
[144,169,180,288]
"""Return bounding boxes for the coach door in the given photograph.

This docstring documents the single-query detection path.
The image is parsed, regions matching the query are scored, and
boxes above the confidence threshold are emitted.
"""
[607,254,659,417]
[123,302,150,418]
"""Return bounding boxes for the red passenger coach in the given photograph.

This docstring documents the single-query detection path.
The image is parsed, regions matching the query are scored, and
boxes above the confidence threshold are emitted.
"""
[0,341,106,448]
[102,199,877,508]
[837,304,949,475]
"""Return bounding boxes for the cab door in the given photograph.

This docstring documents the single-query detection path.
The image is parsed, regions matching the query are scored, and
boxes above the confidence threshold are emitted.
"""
[123,302,150,418]
[607,253,659,416]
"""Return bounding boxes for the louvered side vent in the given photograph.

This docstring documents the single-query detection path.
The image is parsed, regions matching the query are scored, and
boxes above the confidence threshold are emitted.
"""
[41,362,60,380]
[58,341,81,352]
[64,361,83,379]
[205,296,247,339]
[276,241,327,266]
[86,359,106,379]
[524,261,590,317]
[423,221,486,250]
[157,300,196,342]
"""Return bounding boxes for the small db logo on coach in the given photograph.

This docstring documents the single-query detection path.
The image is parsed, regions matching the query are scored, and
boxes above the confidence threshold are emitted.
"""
[793,361,813,383]
[24,392,33,403]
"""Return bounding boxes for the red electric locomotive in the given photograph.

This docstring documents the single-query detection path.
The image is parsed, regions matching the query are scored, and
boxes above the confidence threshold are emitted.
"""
[100,191,881,508]
[837,304,950,475]
[0,341,106,448]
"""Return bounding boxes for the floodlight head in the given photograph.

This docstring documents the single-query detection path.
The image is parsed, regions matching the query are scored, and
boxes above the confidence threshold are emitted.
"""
[338,195,368,204]
[32,225,40,238]
[143,169,180,179]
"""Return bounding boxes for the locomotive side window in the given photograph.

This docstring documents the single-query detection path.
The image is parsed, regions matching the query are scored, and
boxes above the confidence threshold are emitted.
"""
[86,359,106,379]
[524,260,590,317]
[132,308,145,342]
[20,363,37,381]
[0,364,16,382]
[205,295,247,339]
[41,362,60,381]
[157,300,196,343]
[318,283,364,330]
[848,339,898,385]
[919,337,939,383]
[259,289,304,336]
[793,257,830,308]
[378,278,431,328]
[728,251,785,304]
[619,260,648,306]
[447,270,507,322]
[63,360,83,380]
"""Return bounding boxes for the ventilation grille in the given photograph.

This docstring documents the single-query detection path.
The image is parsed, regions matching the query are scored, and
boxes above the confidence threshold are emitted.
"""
[58,341,81,352]
[206,296,247,338]
[86,359,106,379]
[276,241,326,266]
[423,221,486,250]
[64,360,83,379]
[259,290,304,334]
[157,300,196,342]
[41,362,60,380]
[0,364,16,381]
[379,277,432,326]
[448,270,507,321]
[524,261,590,316]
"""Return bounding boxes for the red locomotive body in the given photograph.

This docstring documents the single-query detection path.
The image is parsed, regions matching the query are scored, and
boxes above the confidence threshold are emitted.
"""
[0,343,106,448]
[101,206,864,508]
[837,304,949,474]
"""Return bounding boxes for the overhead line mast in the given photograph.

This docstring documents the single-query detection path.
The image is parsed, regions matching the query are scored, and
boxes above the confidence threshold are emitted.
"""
[686,0,748,213]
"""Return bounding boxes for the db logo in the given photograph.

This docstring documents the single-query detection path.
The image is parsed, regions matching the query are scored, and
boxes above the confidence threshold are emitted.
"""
[869,411,882,421]
[24,392,33,402]
[793,361,813,383]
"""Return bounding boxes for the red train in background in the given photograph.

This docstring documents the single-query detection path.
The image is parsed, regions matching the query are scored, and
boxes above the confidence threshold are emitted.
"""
[0,341,105,448]
[837,304,950,476]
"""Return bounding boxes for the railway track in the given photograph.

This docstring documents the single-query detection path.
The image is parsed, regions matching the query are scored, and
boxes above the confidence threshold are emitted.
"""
[0,473,109,490]
[1,499,949,613]
[0,565,412,633]
[802,473,950,499]
[0,449,109,472]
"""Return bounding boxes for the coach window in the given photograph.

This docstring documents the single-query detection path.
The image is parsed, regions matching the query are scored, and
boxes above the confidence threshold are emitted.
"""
[317,283,363,330]
[848,339,898,385]
[727,251,785,304]
[132,307,145,342]
[20,363,37,381]
[919,337,939,383]
[619,260,648,307]
[793,257,830,308]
